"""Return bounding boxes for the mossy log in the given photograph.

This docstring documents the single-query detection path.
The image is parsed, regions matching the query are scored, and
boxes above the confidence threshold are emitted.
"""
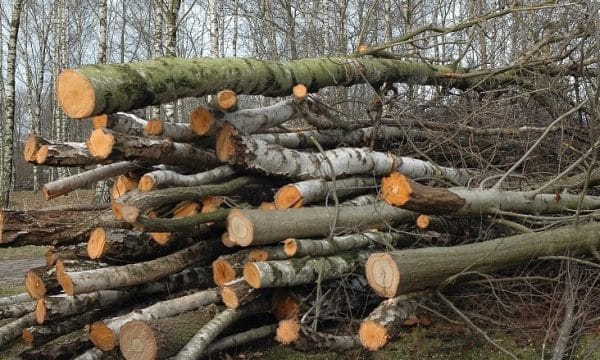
[59,240,225,295]
[90,288,220,351]
[138,165,236,192]
[227,202,417,246]
[274,177,377,209]
[276,319,361,352]
[92,112,148,136]
[174,299,270,359]
[366,222,600,298]
[57,56,484,118]
[119,305,220,360]
[243,251,369,288]
[381,171,600,215]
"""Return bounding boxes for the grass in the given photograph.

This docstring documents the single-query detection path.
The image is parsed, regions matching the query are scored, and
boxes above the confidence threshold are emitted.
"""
[0,245,46,260]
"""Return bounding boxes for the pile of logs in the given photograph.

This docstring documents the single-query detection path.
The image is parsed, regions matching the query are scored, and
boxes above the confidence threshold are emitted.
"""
[1,56,599,359]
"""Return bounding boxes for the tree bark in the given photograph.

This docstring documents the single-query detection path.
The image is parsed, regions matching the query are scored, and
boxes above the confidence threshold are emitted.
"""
[25,266,61,300]
[91,288,220,351]
[0,209,127,247]
[139,165,235,192]
[276,319,360,352]
[59,240,225,295]
[174,299,270,359]
[247,246,288,262]
[46,243,88,266]
[20,333,91,360]
[119,305,220,360]
[220,99,300,133]
[221,278,259,309]
[366,221,600,297]
[34,141,99,167]
[57,56,490,118]
[274,177,377,209]
[42,161,138,200]
[212,249,254,287]
[244,251,369,288]
[22,308,104,347]
[0,300,35,319]
[227,202,417,246]
[207,324,277,355]
[93,113,148,136]
[283,232,408,258]
[0,312,35,348]
[0,293,31,307]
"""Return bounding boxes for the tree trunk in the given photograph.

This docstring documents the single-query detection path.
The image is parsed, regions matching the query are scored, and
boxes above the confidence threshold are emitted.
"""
[59,240,225,295]
[0,300,35,319]
[283,232,408,258]
[45,243,88,266]
[243,251,369,288]
[174,299,270,359]
[247,246,288,262]
[90,288,220,351]
[207,324,277,355]
[119,304,220,360]
[227,202,416,246]
[276,319,361,352]
[22,308,104,347]
[57,56,486,118]
[274,177,377,209]
[0,293,31,307]
[212,249,254,287]
[221,278,259,309]
[139,165,235,192]
[0,209,127,247]
[20,333,91,360]
[25,266,61,300]
[0,312,35,348]
[366,221,600,297]
[220,99,300,133]
[93,113,148,136]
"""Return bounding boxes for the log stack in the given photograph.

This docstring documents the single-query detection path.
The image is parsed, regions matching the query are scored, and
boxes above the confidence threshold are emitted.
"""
[0,55,598,359]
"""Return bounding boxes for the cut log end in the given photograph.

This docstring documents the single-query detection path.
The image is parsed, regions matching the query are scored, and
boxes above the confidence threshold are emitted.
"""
[119,320,157,360]
[87,227,108,259]
[365,253,400,298]
[35,298,47,324]
[416,215,430,229]
[272,290,300,320]
[275,319,300,345]
[35,145,50,165]
[90,321,117,351]
[247,249,268,262]
[138,175,156,192]
[221,232,236,248]
[258,202,277,210]
[358,320,389,351]
[212,259,237,287]
[227,209,253,247]
[274,185,304,209]
[380,172,412,206]
[120,205,141,224]
[145,119,164,136]
[25,271,47,300]
[242,262,261,289]
[215,125,237,162]
[24,134,42,162]
[92,114,109,129]
[22,328,34,344]
[88,128,116,160]
[151,232,172,245]
[283,238,298,257]
[190,107,214,135]
[56,69,96,118]
[174,201,200,218]
[357,44,369,53]
[292,84,308,102]
[221,286,240,309]
[57,270,75,296]
[216,90,238,111]
[201,196,223,213]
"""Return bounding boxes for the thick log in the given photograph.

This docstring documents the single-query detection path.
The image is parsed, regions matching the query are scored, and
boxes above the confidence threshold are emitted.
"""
[57,56,481,118]
[25,266,60,300]
[0,293,31,307]
[20,333,91,360]
[42,161,137,200]
[227,202,417,246]
[366,221,600,298]
[92,112,148,136]
[381,172,600,215]
[221,278,259,309]
[217,125,475,184]
[0,300,35,319]
[22,308,104,347]
[174,299,270,359]
[119,305,220,360]
[243,252,369,288]
[276,319,360,352]
[358,291,429,351]
[274,177,377,209]
[35,141,99,167]
[0,313,35,348]
[212,249,254,287]
[86,227,200,262]
[207,324,277,355]
[283,232,407,258]
[119,176,258,223]
[91,288,220,351]
[138,165,235,192]
[0,209,127,247]
[220,99,300,133]
[59,240,225,295]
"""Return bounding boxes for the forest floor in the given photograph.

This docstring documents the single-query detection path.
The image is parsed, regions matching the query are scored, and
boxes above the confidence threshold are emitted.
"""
[0,191,598,359]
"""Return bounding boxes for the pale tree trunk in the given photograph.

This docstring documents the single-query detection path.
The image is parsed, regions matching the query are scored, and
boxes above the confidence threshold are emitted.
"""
[232,0,238,56]
[164,0,182,123]
[209,0,219,57]
[1,0,25,208]
[384,0,393,42]
[151,0,163,119]
[93,0,111,204]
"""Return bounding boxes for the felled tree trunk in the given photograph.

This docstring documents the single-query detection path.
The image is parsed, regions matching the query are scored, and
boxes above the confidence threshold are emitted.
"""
[138,165,235,191]
[35,291,122,325]
[218,125,475,184]
[57,56,481,118]
[276,319,361,352]
[25,266,61,300]
[45,243,89,266]
[220,99,300,133]
[22,308,104,347]
[20,333,91,360]
[90,288,220,351]
[42,161,138,200]
[59,240,225,295]
[381,172,600,215]
[243,251,369,288]
[220,278,259,309]
[274,177,377,209]
[0,313,36,348]
[227,203,416,246]
[35,142,100,167]
[93,112,148,136]
[212,249,254,287]
[366,221,600,297]
[0,209,126,247]
[207,324,277,355]
[283,232,407,258]
[0,300,35,319]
